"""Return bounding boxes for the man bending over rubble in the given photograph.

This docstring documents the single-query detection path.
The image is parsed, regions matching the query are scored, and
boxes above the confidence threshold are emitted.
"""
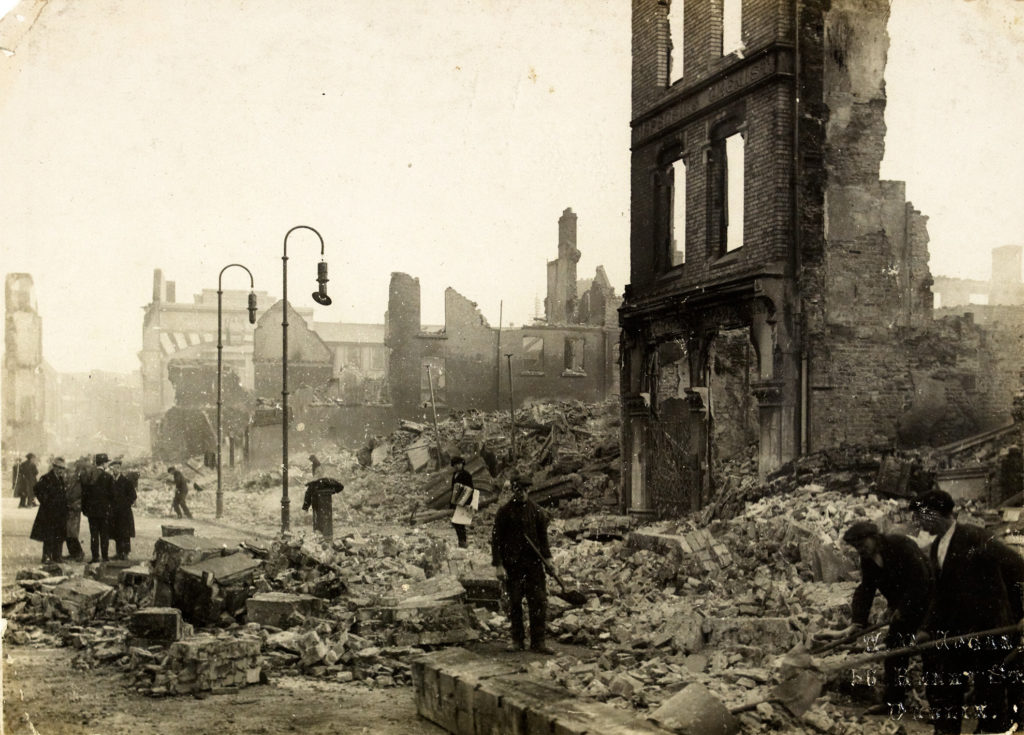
[822,520,931,715]
[491,472,554,654]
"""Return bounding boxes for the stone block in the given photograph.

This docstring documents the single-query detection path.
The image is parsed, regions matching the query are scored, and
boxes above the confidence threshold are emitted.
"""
[705,617,797,652]
[649,683,739,735]
[246,592,326,628]
[120,564,152,586]
[50,577,115,621]
[129,607,183,642]
[152,535,241,583]
[91,559,135,586]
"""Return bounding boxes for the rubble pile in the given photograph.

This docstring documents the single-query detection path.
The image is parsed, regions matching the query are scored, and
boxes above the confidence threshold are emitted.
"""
[129,632,263,696]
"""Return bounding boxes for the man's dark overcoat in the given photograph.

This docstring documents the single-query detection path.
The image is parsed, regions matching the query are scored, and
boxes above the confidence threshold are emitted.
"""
[29,469,67,543]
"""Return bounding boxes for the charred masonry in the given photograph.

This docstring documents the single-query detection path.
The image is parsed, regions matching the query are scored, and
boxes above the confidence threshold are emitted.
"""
[387,208,621,419]
[620,0,1024,518]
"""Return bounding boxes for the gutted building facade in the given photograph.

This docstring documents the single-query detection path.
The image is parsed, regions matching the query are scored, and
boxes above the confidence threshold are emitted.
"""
[2,274,47,455]
[621,0,939,517]
[387,208,621,421]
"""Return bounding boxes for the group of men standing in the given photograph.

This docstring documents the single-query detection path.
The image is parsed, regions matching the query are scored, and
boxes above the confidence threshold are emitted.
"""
[834,488,1024,733]
[18,452,137,563]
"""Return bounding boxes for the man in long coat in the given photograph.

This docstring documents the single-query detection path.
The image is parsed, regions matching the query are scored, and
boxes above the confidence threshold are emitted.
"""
[107,460,136,560]
[30,457,68,562]
[911,489,1024,734]
[14,453,39,508]
[81,453,113,562]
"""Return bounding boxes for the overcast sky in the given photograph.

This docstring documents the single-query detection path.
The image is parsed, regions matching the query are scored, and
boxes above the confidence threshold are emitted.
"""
[1,0,1022,374]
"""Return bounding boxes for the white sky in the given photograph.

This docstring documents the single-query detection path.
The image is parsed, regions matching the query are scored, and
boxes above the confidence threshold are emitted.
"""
[1,0,1022,374]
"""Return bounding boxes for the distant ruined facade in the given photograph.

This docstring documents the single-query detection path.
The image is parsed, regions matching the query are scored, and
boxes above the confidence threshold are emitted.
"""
[620,0,1021,518]
[3,274,47,455]
[387,208,621,421]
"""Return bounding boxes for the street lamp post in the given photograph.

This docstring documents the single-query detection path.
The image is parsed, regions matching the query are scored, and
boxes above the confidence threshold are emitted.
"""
[281,225,331,534]
[216,264,258,519]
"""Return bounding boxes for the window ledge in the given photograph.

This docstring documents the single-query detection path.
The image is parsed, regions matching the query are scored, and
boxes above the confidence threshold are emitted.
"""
[561,370,587,378]
[711,248,743,268]
[520,370,545,377]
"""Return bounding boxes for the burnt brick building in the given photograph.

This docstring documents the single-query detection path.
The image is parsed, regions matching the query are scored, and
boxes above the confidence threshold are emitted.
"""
[620,0,941,517]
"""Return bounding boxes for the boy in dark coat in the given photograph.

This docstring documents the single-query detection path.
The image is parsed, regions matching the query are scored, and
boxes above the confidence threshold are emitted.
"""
[449,456,474,549]
[491,472,554,654]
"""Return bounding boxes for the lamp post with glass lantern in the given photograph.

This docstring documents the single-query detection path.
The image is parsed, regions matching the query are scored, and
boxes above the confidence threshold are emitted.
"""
[280,225,331,534]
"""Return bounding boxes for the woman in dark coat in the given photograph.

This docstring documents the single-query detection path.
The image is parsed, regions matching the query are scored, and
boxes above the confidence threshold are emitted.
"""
[30,457,69,562]
[106,460,137,560]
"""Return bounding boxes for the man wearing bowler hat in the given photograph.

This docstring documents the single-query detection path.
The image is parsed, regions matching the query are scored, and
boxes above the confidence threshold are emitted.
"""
[491,471,554,654]
[81,453,113,562]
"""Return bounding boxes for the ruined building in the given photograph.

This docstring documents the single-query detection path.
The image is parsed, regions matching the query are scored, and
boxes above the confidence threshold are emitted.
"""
[2,273,47,454]
[387,208,620,420]
[933,245,1024,317]
[620,0,1020,518]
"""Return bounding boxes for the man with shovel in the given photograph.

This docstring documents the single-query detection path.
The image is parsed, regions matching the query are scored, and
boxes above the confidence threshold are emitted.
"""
[817,520,932,715]
[491,471,554,654]
[911,489,1024,733]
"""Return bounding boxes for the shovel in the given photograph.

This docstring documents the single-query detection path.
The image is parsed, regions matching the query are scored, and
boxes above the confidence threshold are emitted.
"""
[688,622,1024,729]
[524,535,589,607]
[807,620,888,655]
[773,622,1024,715]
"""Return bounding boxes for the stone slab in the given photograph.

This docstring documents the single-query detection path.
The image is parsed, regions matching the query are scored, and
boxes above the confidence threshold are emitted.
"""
[246,592,326,628]
[129,607,183,642]
[413,647,674,735]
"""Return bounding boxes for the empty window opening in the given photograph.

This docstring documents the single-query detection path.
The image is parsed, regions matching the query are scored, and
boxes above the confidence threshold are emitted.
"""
[670,159,687,265]
[723,0,743,55]
[564,337,585,374]
[522,335,544,372]
[725,133,745,252]
[668,0,684,83]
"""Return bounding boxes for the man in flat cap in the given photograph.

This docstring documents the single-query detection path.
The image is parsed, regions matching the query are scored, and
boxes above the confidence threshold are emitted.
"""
[448,456,476,549]
[821,520,932,714]
[491,471,554,654]
[911,489,1024,733]
[30,457,68,563]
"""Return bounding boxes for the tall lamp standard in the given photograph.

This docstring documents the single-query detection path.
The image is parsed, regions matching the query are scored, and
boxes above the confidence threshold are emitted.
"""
[216,264,258,519]
[281,225,331,534]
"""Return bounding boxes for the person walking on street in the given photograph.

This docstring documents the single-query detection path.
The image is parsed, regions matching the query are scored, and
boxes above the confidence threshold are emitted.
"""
[449,456,477,549]
[62,458,87,562]
[817,521,932,715]
[107,460,137,560]
[910,489,1024,734]
[81,453,113,562]
[30,457,69,563]
[14,452,39,508]
[167,466,193,519]
[491,472,554,654]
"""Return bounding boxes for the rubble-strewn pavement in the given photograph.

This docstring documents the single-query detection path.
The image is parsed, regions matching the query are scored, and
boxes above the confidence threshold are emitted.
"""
[3,399,1020,734]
